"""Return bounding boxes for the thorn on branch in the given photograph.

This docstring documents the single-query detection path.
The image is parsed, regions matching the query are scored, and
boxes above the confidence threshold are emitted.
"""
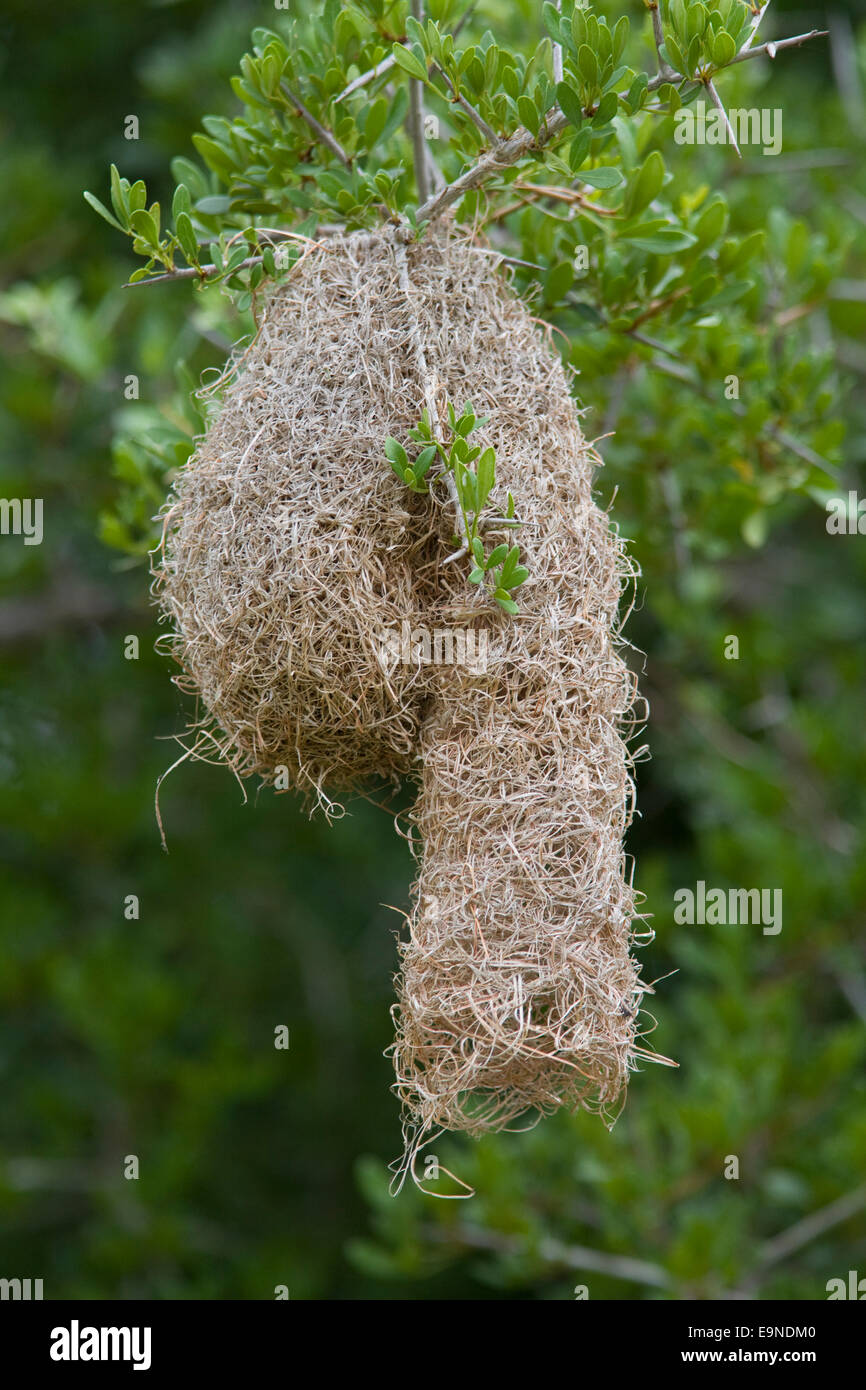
[706,78,742,159]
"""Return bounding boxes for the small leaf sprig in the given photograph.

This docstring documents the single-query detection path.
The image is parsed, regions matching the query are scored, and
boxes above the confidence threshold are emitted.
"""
[384,399,528,615]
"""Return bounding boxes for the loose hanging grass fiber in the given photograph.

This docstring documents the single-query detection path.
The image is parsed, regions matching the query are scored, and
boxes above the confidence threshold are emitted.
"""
[154,222,663,1154]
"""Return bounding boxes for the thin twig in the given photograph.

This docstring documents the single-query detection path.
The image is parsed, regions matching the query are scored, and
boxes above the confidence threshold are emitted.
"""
[660,468,689,579]
[279,80,351,167]
[759,1185,866,1268]
[745,0,772,48]
[728,29,827,68]
[417,117,567,222]
[434,62,498,144]
[552,0,563,86]
[336,51,401,103]
[649,0,676,81]
[472,247,546,272]
[122,254,263,288]
[727,1184,866,1296]
[408,0,431,205]
[335,0,478,103]
[514,180,620,215]
[422,1223,672,1290]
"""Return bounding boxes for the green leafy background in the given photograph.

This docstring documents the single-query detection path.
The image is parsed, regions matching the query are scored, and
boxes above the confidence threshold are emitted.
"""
[0,0,864,1299]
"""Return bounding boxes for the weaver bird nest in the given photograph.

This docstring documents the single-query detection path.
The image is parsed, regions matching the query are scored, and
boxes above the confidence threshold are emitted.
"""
[154,224,660,1167]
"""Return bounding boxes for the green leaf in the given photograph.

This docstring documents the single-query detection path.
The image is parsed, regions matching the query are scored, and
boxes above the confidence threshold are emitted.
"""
[518,94,540,135]
[83,191,126,233]
[687,2,709,42]
[175,211,199,263]
[592,91,619,125]
[195,195,232,216]
[477,447,496,506]
[670,0,689,42]
[580,165,623,189]
[471,537,484,564]
[405,13,427,50]
[571,6,588,52]
[612,15,630,64]
[719,229,765,271]
[129,208,160,247]
[413,444,437,481]
[742,509,768,548]
[127,180,147,214]
[224,243,249,272]
[363,97,389,149]
[542,2,563,46]
[461,469,478,510]
[556,80,585,130]
[499,544,521,585]
[711,31,736,67]
[664,35,688,76]
[568,128,592,173]
[624,150,665,219]
[109,163,129,222]
[468,567,485,583]
[577,44,599,90]
[545,260,575,304]
[621,225,698,254]
[172,183,192,219]
[694,198,728,248]
[384,437,408,470]
[502,65,521,100]
[391,43,428,82]
[625,71,649,112]
[494,591,520,615]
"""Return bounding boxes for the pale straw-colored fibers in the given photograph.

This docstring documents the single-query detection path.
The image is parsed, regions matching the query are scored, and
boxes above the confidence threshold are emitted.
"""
[154,223,663,1158]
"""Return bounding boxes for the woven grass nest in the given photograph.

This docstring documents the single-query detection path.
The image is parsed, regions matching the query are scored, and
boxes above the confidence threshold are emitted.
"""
[154,222,660,1164]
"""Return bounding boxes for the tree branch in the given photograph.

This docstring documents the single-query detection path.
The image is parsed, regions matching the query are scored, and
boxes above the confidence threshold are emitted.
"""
[279,80,351,167]
[759,1185,866,1268]
[433,63,498,144]
[416,30,827,224]
[122,254,263,289]
[422,1223,672,1291]
[745,1,773,49]
[648,0,676,81]
[728,1184,866,1296]
[121,229,328,289]
[336,51,401,104]
[728,29,827,69]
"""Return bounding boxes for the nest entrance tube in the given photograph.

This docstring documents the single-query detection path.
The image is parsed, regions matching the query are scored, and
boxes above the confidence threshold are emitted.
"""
[154,224,657,1167]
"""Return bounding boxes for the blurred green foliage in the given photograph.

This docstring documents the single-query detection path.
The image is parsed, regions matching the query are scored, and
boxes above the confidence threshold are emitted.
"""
[0,0,864,1299]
